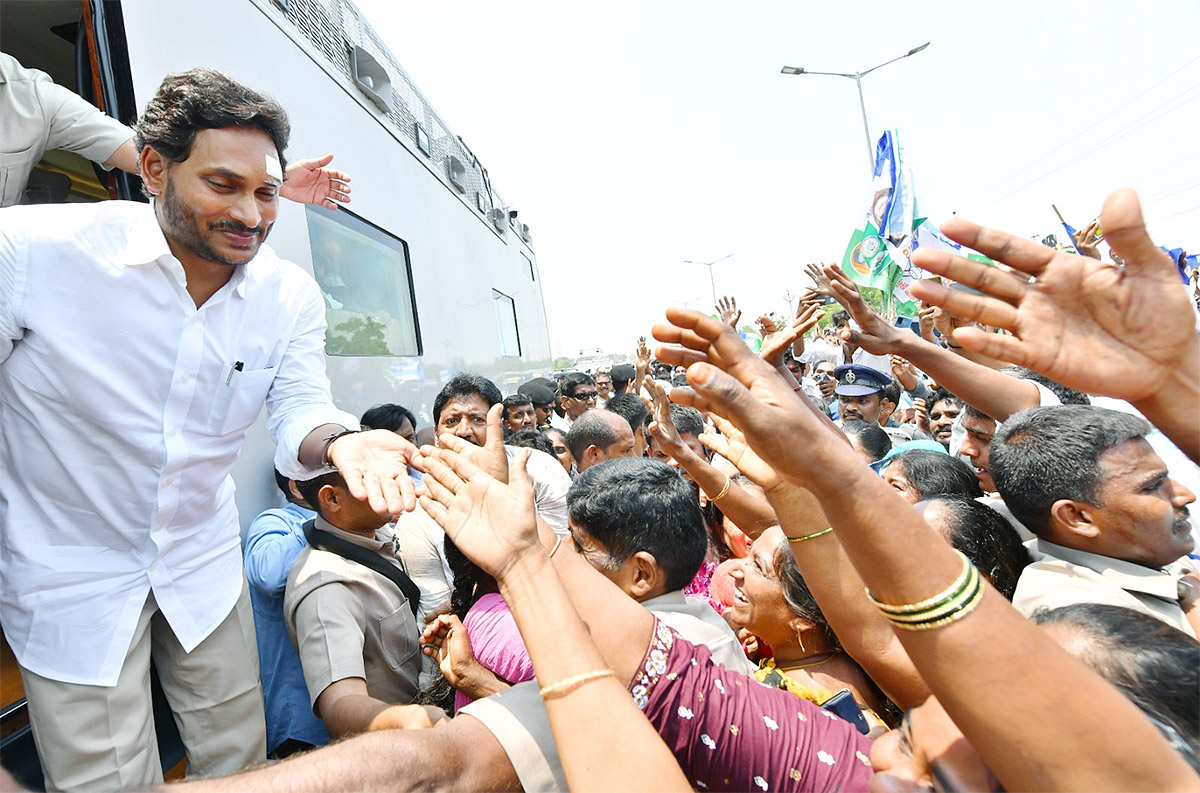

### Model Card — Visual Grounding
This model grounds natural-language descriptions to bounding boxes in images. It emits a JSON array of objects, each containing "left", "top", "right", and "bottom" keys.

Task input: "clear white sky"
[{"left": 354, "top": 0, "right": 1200, "bottom": 360}]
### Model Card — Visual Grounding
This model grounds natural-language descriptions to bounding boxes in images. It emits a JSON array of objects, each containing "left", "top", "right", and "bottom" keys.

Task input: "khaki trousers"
[{"left": 19, "top": 580, "right": 267, "bottom": 793}]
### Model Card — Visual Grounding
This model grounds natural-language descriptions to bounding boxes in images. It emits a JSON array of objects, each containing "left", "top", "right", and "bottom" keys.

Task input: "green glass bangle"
[{"left": 868, "top": 551, "right": 972, "bottom": 615}]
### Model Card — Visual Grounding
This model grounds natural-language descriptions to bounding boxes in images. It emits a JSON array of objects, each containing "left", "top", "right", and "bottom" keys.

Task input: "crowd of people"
[{"left": 1, "top": 59, "right": 1198, "bottom": 793}]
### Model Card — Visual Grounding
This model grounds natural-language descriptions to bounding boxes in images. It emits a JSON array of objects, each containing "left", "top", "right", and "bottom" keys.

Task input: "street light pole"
[
  {"left": 781, "top": 42, "right": 930, "bottom": 172},
  {"left": 683, "top": 253, "right": 734, "bottom": 305}
]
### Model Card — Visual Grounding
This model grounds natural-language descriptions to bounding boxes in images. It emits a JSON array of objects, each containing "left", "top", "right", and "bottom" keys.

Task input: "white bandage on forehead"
[{"left": 265, "top": 154, "right": 283, "bottom": 182}]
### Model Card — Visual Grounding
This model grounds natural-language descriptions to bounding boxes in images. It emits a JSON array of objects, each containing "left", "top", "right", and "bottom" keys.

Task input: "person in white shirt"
[{"left": 0, "top": 68, "right": 419, "bottom": 792}]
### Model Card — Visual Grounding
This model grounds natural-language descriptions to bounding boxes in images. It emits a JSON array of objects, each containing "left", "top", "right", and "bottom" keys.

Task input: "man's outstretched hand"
[
  {"left": 282, "top": 154, "right": 352, "bottom": 209},
  {"left": 326, "top": 429, "right": 418, "bottom": 515},
  {"left": 909, "top": 188, "right": 1197, "bottom": 405}
]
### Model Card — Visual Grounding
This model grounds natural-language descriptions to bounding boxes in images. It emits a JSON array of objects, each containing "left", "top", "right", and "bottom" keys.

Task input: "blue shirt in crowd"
[{"left": 243, "top": 501, "right": 330, "bottom": 752}]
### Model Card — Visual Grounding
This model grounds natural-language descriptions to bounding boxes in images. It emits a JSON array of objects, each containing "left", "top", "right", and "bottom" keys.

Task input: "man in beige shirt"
[
  {"left": 991, "top": 405, "right": 1198, "bottom": 638},
  {"left": 284, "top": 471, "right": 435, "bottom": 739}
]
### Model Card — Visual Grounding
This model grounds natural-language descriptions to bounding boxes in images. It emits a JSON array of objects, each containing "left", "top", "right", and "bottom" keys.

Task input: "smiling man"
[
  {"left": 0, "top": 69, "right": 417, "bottom": 792},
  {"left": 992, "top": 406, "right": 1199, "bottom": 638}
]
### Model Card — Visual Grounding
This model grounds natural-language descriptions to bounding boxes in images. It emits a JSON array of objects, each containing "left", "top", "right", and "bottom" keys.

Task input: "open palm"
[{"left": 910, "top": 188, "right": 1195, "bottom": 403}]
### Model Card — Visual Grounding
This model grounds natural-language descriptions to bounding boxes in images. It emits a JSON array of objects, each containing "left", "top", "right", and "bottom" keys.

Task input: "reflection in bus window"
[
  {"left": 493, "top": 289, "right": 521, "bottom": 357},
  {"left": 305, "top": 206, "right": 421, "bottom": 357}
]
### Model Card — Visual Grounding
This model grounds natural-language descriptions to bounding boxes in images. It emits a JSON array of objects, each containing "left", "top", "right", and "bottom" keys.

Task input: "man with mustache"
[
  {"left": 0, "top": 69, "right": 416, "bottom": 791},
  {"left": 833, "top": 363, "right": 926, "bottom": 444},
  {"left": 992, "top": 406, "right": 1200, "bottom": 639}
]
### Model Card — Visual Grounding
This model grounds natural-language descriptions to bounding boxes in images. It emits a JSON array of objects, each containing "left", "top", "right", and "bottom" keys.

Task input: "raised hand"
[
  {"left": 699, "top": 413, "right": 786, "bottom": 493},
  {"left": 326, "top": 429, "right": 418, "bottom": 515},
  {"left": 716, "top": 295, "right": 742, "bottom": 328},
  {"left": 652, "top": 309, "right": 825, "bottom": 481},
  {"left": 417, "top": 444, "right": 541, "bottom": 582},
  {"left": 1071, "top": 218, "right": 1104, "bottom": 261},
  {"left": 890, "top": 354, "right": 918, "bottom": 392},
  {"left": 823, "top": 264, "right": 903, "bottom": 354},
  {"left": 433, "top": 404, "right": 509, "bottom": 484},
  {"left": 912, "top": 397, "right": 930, "bottom": 436},
  {"left": 760, "top": 304, "right": 824, "bottom": 366},
  {"left": 643, "top": 375, "right": 688, "bottom": 459},
  {"left": 917, "top": 303, "right": 938, "bottom": 344},
  {"left": 634, "top": 335, "right": 652, "bottom": 386},
  {"left": 804, "top": 262, "right": 838, "bottom": 299},
  {"left": 281, "top": 154, "right": 352, "bottom": 209},
  {"left": 909, "top": 188, "right": 1196, "bottom": 405}
]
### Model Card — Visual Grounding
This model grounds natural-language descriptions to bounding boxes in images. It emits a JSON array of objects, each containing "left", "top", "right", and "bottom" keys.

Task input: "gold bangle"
[
  {"left": 788, "top": 527, "right": 833, "bottom": 544},
  {"left": 709, "top": 476, "right": 732, "bottom": 502},
  {"left": 538, "top": 669, "right": 616, "bottom": 699},
  {"left": 867, "top": 551, "right": 972, "bottom": 615},
  {"left": 884, "top": 565, "right": 981, "bottom": 623},
  {"left": 887, "top": 582, "right": 985, "bottom": 631},
  {"left": 548, "top": 535, "right": 563, "bottom": 559}
]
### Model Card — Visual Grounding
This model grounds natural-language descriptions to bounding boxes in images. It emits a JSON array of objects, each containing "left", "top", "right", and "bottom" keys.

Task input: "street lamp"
[
  {"left": 781, "top": 42, "right": 929, "bottom": 171},
  {"left": 683, "top": 253, "right": 734, "bottom": 305}
]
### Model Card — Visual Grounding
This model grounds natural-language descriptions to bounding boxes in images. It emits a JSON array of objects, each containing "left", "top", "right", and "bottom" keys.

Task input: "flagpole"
[{"left": 854, "top": 74, "right": 873, "bottom": 172}]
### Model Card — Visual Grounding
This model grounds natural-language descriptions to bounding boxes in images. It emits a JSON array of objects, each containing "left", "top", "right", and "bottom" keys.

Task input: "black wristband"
[{"left": 321, "top": 428, "right": 358, "bottom": 468}]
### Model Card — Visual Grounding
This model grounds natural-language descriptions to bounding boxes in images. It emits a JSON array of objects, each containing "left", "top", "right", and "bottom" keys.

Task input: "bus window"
[
  {"left": 493, "top": 289, "right": 521, "bottom": 357},
  {"left": 305, "top": 206, "right": 421, "bottom": 357}
]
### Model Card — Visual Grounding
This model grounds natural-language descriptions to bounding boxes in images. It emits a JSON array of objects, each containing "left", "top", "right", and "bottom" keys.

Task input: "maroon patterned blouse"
[{"left": 629, "top": 619, "right": 875, "bottom": 792}]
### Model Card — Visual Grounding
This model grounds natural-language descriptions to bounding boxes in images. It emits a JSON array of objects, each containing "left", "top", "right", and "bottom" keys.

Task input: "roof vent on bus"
[
  {"left": 489, "top": 207, "right": 508, "bottom": 233},
  {"left": 349, "top": 45, "right": 393, "bottom": 113},
  {"left": 446, "top": 156, "right": 467, "bottom": 192}
]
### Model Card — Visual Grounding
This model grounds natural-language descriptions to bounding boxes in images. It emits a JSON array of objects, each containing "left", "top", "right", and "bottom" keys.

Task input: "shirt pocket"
[
  {"left": 0, "top": 146, "right": 38, "bottom": 207},
  {"left": 377, "top": 604, "right": 419, "bottom": 671},
  {"left": 208, "top": 364, "right": 277, "bottom": 435}
]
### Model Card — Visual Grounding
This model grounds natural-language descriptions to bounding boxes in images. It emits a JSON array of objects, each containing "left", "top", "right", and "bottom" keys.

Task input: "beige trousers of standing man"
[{"left": 18, "top": 580, "right": 267, "bottom": 793}]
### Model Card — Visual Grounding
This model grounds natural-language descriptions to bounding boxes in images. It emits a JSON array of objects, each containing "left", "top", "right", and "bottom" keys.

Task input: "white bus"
[{"left": 1, "top": 0, "right": 552, "bottom": 782}]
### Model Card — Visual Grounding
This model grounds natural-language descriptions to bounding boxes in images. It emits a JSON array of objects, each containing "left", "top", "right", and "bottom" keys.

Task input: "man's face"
[
  {"left": 154, "top": 127, "right": 280, "bottom": 268},
  {"left": 436, "top": 394, "right": 490, "bottom": 447},
  {"left": 928, "top": 399, "right": 961, "bottom": 448},
  {"left": 838, "top": 393, "right": 883, "bottom": 425},
  {"left": 533, "top": 403, "right": 554, "bottom": 427},
  {"left": 959, "top": 413, "right": 997, "bottom": 492},
  {"left": 503, "top": 403, "right": 536, "bottom": 433},
  {"left": 562, "top": 383, "right": 598, "bottom": 420},
  {"left": 784, "top": 359, "right": 804, "bottom": 381},
  {"left": 1085, "top": 439, "right": 1195, "bottom": 568},
  {"left": 595, "top": 374, "right": 613, "bottom": 399},
  {"left": 579, "top": 417, "right": 637, "bottom": 472},
  {"left": 814, "top": 362, "right": 837, "bottom": 399}
]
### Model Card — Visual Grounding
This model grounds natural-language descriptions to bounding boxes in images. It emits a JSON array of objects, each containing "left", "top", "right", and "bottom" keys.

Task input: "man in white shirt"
[
  {"left": 0, "top": 68, "right": 418, "bottom": 792},
  {"left": 992, "top": 406, "right": 1199, "bottom": 639}
]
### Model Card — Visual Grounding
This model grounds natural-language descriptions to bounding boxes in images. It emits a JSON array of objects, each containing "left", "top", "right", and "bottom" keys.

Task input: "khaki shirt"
[
  {"left": 459, "top": 591, "right": 755, "bottom": 792},
  {"left": 284, "top": 517, "right": 421, "bottom": 712},
  {"left": 1013, "top": 538, "right": 1196, "bottom": 639},
  {"left": 0, "top": 51, "right": 131, "bottom": 207}
]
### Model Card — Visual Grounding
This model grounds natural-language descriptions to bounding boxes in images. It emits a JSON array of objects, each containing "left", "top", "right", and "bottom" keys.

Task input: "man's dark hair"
[
  {"left": 604, "top": 393, "right": 647, "bottom": 435},
  {"left": 566, "top": 410, "right": 620, "bottom": 462},
  {"left": 886, "top": 450, "right": 983, "bottom": 501},
  {"left": 841, "top": 420, "right": 892, "bottom": 462},
  {"left": 610, "top": 364, "right": 636, "bottom": 393},
  {"left": 560, "top": 372, "right": 595, "bottom": 399},
  {"left": 432, "top": 373, "right": 503, "bottom": 424},
  {"left": 669, "top": 404, "right": 706, "bottom": 437},
  {"left": 360, "top": 403, "right": 417, "bottom": 433},
  {"left": 1031, "top": 604, "right": 1199, "bottom": 768},
  {"left": 295, "top": 471, "right": 346, "bottom": 520},
  {"left": 568, "top": 458, "right": 706, "bottom": 591},
  {"left": 830, "top": 311, "right": 850, "bottom": 328},
  {"left": 923, "top": 495, "right": 1030, "bottom": 600},
  {"left": 135, "top": 69, "right": 290, "bottom": 198},
  {"left": 502, "top": 393, "right": 533, "bottom": 412},
  {"left": 273, "top": 468, "right": 292, "bottom": 499},
  {"left": 880, "top": 377, "right": 902, "bottom": 407},
  {"left": 929, "top": 387, "right": 962, "bottom": 410},
  {"left": 506, "top": 428, "right": 555, "bottom": 457},
  {"left": 1003, "top": 366, "right": 1090, "bottom": 406},
  {"left": 991, "top": 406, "right": 1150, "bottom": 536}
]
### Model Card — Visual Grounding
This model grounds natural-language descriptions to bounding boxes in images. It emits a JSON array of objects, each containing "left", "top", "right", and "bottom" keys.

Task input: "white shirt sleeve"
[
  {"left": 0, "top": 215, "right": 28, "bottom": 362},
  {"left": 267, "top": 276, "right": 359, "bottom": 480}
]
